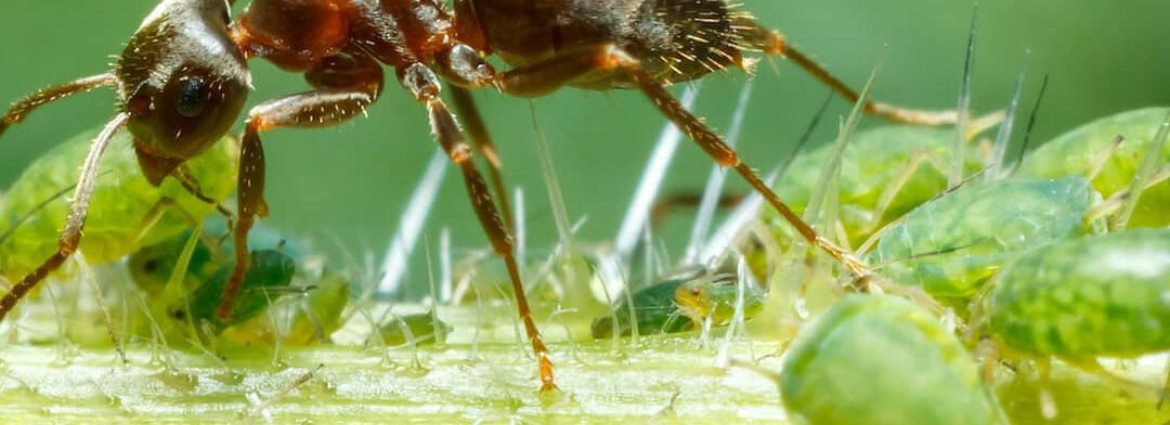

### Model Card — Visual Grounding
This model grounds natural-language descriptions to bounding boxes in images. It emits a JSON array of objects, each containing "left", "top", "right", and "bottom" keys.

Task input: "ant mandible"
[{"left": 0, "top": 0, "right": 956, "bottom": 391}]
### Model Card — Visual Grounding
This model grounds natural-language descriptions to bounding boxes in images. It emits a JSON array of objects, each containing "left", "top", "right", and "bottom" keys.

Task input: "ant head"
[{"left": 116, "top": 0, "right": 250, "bottom": 172}]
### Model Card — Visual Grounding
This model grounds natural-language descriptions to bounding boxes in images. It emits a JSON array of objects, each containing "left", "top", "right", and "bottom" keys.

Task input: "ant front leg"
[
  {"left": 494, "top": 45, "right": 872, "bottom": 279},
  {"left": 0, "top": 74, "right": 117, "bottom": 138},
  {"left": 402, "top": 63, "right": 556, "bottom": 391},
  {"left": 733, "top": 19, "right": 958, "bottom": 126},
  {"left": 0, "top": 113, "right": 130, "bottom": 321},
  {"left": 216, "top": 51, "right": 384, "bottom": 321},
  {"left": 449, "top": 86, "right": 514, "bottom": 231}
]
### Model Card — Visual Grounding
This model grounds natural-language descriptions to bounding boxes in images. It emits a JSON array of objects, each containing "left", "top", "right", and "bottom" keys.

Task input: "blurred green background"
[{"left": 0, "top": 1, "right": 1167, "bottom": 293}]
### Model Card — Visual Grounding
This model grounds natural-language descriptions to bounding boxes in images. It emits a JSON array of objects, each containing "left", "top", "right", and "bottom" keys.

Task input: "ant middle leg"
[
  {"left": 0, "top": 73, "right": 118, "bottom": 138},
  {"left": 216, "top": 51, "right": 384, "bottom": 321},
  {"left": 732, "top": 18, "right": 958, "bottom": 126},
  {"left": 0, "top": 112, "right": 131, "bottom": 321},
  {"left": 402, "top": 63, "right": 556, "bottom": 391},
  {"left": 449, "top": 86, "right": 514, "bottom": 230},
  {"left": 494, "top": 45, "right": 872, "bottom": 279}
]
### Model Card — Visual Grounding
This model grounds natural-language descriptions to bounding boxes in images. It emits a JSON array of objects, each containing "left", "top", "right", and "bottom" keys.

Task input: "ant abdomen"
[
  {"left": 118, "top": 0, "right": 250, "bottom": 168},
  {"left": 629, "top": 0, "right": 747, "bottom": 83}
]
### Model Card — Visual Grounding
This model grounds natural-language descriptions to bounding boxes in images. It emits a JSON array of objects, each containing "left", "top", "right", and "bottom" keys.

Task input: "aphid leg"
[
  {"left": 495, "top": 45, "right": 871, "bottom": 280},
  {"left": 403, "top": 62, "right": 557, "bottom": 391},
  {"left": 1034, "top": 358, "right": 1058, "bottom": 420},
  {"left": 217, "top": 51, "right": 385, "bottom": 321},
  {"left": 0, "top": 112, "right": 130, "bottom": 321},
  {"left": 449, "top": 86, "right": 514, "bottom": 231},
  {"left": 0, "top": 73, "right": 117, "bottom": 138},
  {"left": 732, "top": 19, "right": 957, "bottom": 126},
  {"left": 863, "top": 149, "right": 941, "bottom": 234}
]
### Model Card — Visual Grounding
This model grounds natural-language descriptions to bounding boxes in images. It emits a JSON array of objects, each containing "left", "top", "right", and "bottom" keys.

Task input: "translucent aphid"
[
  {"left": 376, "top": 312, "right": 452, "bottom": 346},
  {"left": 590, "top": 273, "right": 765, "bottom": 338},
  {"left": 0, "top": 127, "right": 236, "bottom": 281},
  {"left": 1016, "top": 108, "right": 1170, "bottom": 228},
  {"left": 868, "top": 176, "right": 1094, "bottom": 304},
  {"left": 777, "top": 295, "right": 998, "bottom": 425},
  {"left": 762, "top": 126, "right": 986, "bottom": 248}
]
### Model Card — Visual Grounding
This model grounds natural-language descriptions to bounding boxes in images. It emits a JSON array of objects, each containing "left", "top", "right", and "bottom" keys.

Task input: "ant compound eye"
[{"left": 176, "top": 76, "right": 208, "bottom": 118}]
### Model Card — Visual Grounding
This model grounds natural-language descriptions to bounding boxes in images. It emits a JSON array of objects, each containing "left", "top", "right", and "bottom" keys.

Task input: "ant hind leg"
[
  {"left": 492, "top": 44, "right": 871, "bottom": 279},
  {"left": 403, "top": 62, "right": 557, "bottom": 391},
  {"left": 0, "top": 73, "right": 117, "bottom": 138},
  {"left": 732, "top": 18, "right": 958, "bottom": 126}
]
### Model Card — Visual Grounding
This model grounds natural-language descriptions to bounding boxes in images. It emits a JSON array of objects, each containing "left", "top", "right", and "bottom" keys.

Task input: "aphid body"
[
  {"left": 0, "top": 127, "right": 236, "bottom": 281},
  {"left": 779, "top": 295, "right": 996, "bottom": 425},
  {"left": 984, "top": 229, "right": 1170, "bottom": 359},
  {"left": 869, "top": 176, "right": 1094, "bottom": 304}
]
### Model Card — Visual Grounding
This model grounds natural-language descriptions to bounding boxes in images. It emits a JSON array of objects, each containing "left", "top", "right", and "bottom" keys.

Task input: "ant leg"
[
  {"left": 217, "top": 51, "right": 385, "bottom": 321},
  {"left": 402, "top": 63, "right": 556, "bottom": 391},
  {"left": 449, "top": 86, "right": 514, "bottom": 231},
  {"left": 495, "top": 45, "right": 871, "bottom": 279},
  {"left": 0, "top": 73, "right": 117, "bottom": 138},
  {"left": 0, "top": 112, "right": 130, "bottom": 321},
  {"left": 733, "top": 20, "right": 957, "bottom": 125}
]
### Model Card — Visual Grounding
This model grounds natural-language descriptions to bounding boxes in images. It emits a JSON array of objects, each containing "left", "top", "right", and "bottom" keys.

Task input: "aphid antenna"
[
  {"left": 74, "top": 254, "right": 127, "bottom": 364},
  {"left": 1110, "top": 111, "right": 1170, "bottom": 230},
  {"left": 439, "top": 227, "right": 453, "bottom": 304},
  {"left": 245, "top": 363, "right": 325, "bottom": 421},
  {"left": 686, "top": 80, "right": 754, "bottom": 263},
  {"left": 164, "top": 227, "right": 213, "bottom": 354},
  {"left": 1084, "top": 135, "right": 1125, "bottom": 181},
  {"left": 423, "top": 235, "right": 446, "bottom": 348},
  {"left": 985, "top": 51, "right": 1030, "bottom": 181},
  {"left": 1006, "top": 74, "right": 1051, "bottom": 178},
  {"left": 804, "top": 62, "right": 880, "bottom": 237},
  {"left": 950, "top": 4, "right": 980, "bottom": 188},
  {"left": 714, "top": 255, "right": 753, "bottom": 369},
  {"left": 377, "top": 148, "right": 449, "bottom": 294},
  {"left": 698, "top": 91, "right": 833, "bottom": 265},
  {"left": 0, "top": 174, "right": 106, "bottom": 244},
  {"left": 529, "top": 103, "right": 574, "bottom": 253},
  {"left": 1087, "top": 164, "right": 1170, "bottom": 225}
]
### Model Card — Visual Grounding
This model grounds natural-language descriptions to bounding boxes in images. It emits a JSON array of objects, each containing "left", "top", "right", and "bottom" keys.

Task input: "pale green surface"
[{"left": 780, "top": 295, "right": 994, "bottom": 425}]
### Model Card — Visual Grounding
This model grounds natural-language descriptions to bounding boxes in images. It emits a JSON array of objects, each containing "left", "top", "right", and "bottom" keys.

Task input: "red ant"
[{"left": 0, "top": 0, "right": 956, "bottom": 391}]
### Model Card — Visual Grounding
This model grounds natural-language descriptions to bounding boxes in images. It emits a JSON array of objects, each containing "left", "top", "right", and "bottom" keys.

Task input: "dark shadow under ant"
[{"left": 0, "top": 0, "right": 961, "bottom": 391}]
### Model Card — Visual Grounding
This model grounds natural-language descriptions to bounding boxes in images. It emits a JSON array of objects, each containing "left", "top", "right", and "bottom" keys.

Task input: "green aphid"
[
  {"left": 286, "top": 274, "right": 351, "bottom": 346},
  {"left": 591, "top": 274, "right": 765, "bottom": 338},
  {"left": 779, "top": 295, "right": 997, "bottom": 425},
  {"left": 1017, "top": 107, "right": 1170, "bottom": 228},
  {"left": 869, "top": 176, "right": 1093, "bottom": 302},
  {"left": 984, "top": 228, "right": 1170, "bottom": 359},
  {"left": 0, "top": 126, "right": 236, "bottom": 280},
  {"left": 176, "top": 249, "right": 296, "bottom": 333},
  {"left": 377, "top": 312, "right": 451, "bottom": 346},
  {"left": 764, "top": 127, "right": 984, "bottom": 247}
]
